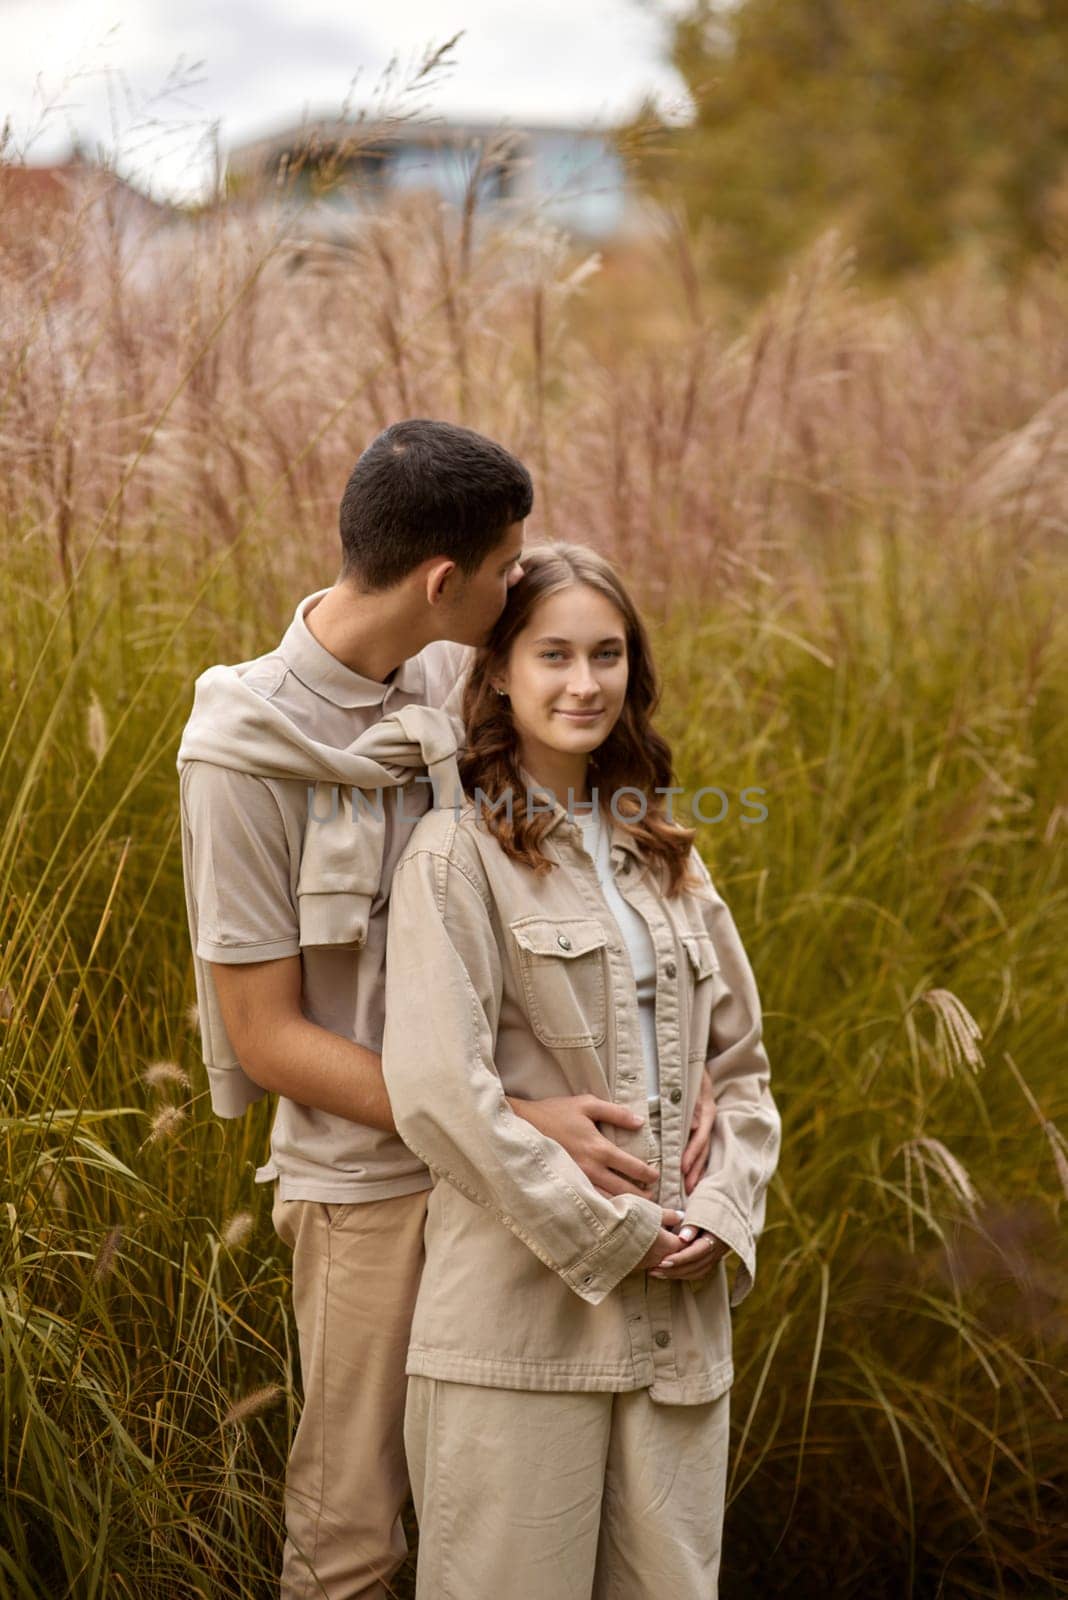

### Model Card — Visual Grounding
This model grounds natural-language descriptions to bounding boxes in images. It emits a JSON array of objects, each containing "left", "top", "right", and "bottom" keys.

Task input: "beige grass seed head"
[
  {"left": 142, "top": 1059, "right": 191, "bottom": 1091},
  {"left": 86, "top": 692, "right": 109, "bottom": 764},
  {"left": 39, "top": 1157, "right": 69, "bottom": 1214},
  {"left": 907, "top": 1135, "right": 981, "bottom": 1219},
  {"left": 93, "top": 1224, "right": 123, "bottom": 1279},
  {"left": 145, "top": 1104, "right": 187, "bottom": 1145},
  {"left": 221, "top": 1211, "right": 254, "bottom": 1250},
  {"left": 221, "top": 1383, "right": 283, "bottom": 1428},
  {"left": 922, "top": 988, "right": 984, "bottom": 1075}
]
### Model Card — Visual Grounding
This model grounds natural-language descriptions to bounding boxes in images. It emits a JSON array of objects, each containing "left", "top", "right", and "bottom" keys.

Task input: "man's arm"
[
  {"left": 211, "top": 956, "right": 671, "bottom": 1179},
  {"left": 208, "top": 956, "right": 395, "bottom": 1130},
  {"left": 508, "top": 1096, "right": 661, "bottom": 1197},
  {"left": 182, "top": 759, "right": 394, "bottom": 1128}
]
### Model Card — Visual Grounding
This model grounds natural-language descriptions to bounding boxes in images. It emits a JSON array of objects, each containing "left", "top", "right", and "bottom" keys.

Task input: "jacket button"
[
  {"left": 664, "top": 960, "right": 677, "bottom": 978},
  {"left": 557, "top": 933, "right": 572, "bottom": 950},
  {"left": 654, "top": 1330, "right": 671, "bottom": 1348},
  {"left": 669, "top": 1087, "right": 682, "bottom": 1104}
]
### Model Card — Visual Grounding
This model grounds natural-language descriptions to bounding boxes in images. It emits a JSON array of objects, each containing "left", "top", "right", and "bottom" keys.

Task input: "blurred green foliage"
[{"left": 632, "top": 0, "right": 1068, "bottom": 296}]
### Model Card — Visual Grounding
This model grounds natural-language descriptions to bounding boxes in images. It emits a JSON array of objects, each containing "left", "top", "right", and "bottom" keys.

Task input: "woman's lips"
[{"left": 555, "top": 708, "right": 604, "bottom": 721}]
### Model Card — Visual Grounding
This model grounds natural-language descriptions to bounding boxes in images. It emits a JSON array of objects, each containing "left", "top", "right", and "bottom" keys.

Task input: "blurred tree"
[{"left": 630, "top": 0, "right": 1068, "bottom": 295}]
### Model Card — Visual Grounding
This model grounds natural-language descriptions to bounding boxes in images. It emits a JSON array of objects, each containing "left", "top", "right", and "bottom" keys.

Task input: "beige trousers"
[
  {"left": 404, "top": 1375, "right": 730, "bottom": 1600},
  {"left": 272, "top": 1188, "right": 428, "bottom": 1600}
]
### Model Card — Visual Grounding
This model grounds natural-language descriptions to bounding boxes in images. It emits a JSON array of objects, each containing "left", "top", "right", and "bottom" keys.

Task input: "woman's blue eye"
[{"left": 538, "top": 649, "right": 622, "bottom": 662}]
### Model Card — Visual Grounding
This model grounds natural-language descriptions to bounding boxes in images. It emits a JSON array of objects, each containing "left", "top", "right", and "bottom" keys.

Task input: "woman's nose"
[{"left": 567, "top": 663, "right": 598, "bottom": 696}]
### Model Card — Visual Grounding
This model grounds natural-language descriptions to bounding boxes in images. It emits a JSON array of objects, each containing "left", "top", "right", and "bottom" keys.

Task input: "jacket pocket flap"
[
  {"left": 510, "top": 917, "right": 609, "bottom": 960},
  {"left": 680, "top": 931, "right": 720, "bottom": 979}
]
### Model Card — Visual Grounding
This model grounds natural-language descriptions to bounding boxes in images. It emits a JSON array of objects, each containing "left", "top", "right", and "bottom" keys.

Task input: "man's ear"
[{"left": 424, "top": 557, "right": 459, "bottom": 607}]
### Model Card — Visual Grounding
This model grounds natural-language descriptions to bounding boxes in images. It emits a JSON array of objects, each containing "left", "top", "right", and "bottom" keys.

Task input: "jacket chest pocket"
[
  {"left": 509, "top": 917, "right": 609, "bottom": 1049},
  {"left": 680, "top": 931, "right": 726, "bottom": 1060}
]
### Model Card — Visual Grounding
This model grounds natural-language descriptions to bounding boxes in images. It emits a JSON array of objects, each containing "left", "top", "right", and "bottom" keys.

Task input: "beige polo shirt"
[{"left": 179, "top": 588, "right": 473, "bottom": 1202}]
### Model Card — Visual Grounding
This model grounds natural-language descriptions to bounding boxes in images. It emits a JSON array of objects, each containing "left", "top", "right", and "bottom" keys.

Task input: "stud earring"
[{"left": 495, "top": 688, "right": 508, "bottom": 698}]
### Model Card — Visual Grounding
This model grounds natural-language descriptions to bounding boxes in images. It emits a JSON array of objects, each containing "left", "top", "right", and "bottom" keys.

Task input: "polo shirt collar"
[{"left": 279, "top": 588, "right": 427, "bottom": 709}]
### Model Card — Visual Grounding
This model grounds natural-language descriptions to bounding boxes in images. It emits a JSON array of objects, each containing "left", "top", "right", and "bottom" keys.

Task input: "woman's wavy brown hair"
[{"left": 458, "top": 541, "right": 699, "bottom": 895}]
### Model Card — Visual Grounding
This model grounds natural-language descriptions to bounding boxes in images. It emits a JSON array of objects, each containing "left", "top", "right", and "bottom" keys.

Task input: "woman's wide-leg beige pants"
[{"left": 405, "top": 1373, "right": 730, "bottom": 1600}]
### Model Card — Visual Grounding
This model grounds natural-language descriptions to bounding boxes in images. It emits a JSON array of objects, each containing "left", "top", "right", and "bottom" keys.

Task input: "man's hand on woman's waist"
[{"left": 506, "top": 1093, "right": 660, "bottom": 1198}]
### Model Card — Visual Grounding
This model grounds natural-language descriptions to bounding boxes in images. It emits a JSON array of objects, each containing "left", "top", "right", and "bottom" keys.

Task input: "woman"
[{"left": 382, "top": 542, "right": 781, "bottom": 1599}]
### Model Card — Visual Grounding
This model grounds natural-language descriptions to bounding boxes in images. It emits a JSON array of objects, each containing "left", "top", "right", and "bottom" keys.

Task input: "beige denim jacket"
[{"left": 382, "top": 787, "right": 781, "bottom": 1405}]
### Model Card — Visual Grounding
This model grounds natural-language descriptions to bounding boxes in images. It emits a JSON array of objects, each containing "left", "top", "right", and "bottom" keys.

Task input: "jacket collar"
[
  {"left": 279, "top": 589, "right": 427, "bottom": 710},
  {"left": 519, "top": 771, "right": 645, "bottom": 862}
]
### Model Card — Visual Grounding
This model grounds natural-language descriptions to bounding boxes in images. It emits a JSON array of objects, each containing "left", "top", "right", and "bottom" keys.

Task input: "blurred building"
[
  {"left": 224, "top": 116, "right": 637, "bottom": 241},
  {"left": 0, "top": 153, "right": 172, "bottom": 283}
]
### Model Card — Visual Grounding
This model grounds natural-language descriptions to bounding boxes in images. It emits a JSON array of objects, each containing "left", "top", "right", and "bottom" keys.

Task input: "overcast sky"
[{"left": 3, "top": 0, "right": 691, "bottom": 200}]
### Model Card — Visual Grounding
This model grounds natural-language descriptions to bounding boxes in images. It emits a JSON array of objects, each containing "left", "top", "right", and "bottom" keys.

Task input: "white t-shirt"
[{"left": 574, "top": 804, "right": 659, "bottom": 1102}]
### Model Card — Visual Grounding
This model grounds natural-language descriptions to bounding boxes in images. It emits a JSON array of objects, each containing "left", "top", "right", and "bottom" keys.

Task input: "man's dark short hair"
[{"left": 339, "top": 419, "right": 534, "bottom": 590}]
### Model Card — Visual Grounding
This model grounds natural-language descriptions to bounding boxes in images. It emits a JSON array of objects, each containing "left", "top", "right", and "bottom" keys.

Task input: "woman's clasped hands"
[{"left": 650, "top": 1224, "right": 730, "bottom": 1283}]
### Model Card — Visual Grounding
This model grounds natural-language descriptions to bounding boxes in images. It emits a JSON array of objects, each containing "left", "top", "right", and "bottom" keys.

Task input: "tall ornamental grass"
[{"left": 0, "top": 151, "right": 1065, "bottom": 1596}]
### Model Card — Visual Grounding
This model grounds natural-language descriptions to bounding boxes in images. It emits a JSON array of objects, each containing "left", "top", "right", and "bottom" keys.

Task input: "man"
[{"left": 178, "top": 418, "right": 716, "bottom": 1599}]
